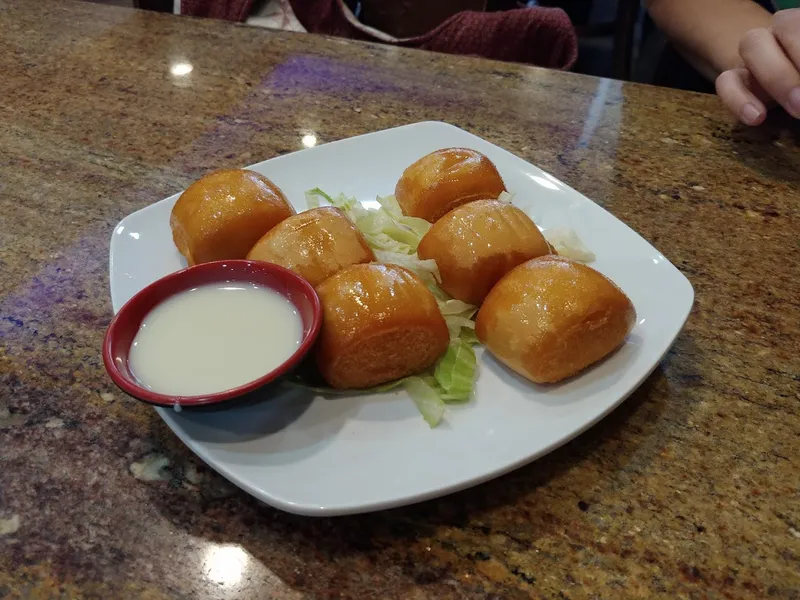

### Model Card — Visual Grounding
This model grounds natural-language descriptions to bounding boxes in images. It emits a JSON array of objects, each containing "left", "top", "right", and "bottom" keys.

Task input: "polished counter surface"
[{"left": 0, "top": 1, "right": 798, "bottom": 598}]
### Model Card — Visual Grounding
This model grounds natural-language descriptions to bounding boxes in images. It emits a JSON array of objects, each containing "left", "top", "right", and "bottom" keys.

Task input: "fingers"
[
  {"left": 716, "top": 68, "right": 768, "bottom": 126},
  {"left": 739, "top": 26, "right": 800, "bottom": 118},
  {"left": 772, "top": 9, "right": 800, "bottom": 70},
  {"left": 718, "top": 11, "right": 800, "bottom": 125}
]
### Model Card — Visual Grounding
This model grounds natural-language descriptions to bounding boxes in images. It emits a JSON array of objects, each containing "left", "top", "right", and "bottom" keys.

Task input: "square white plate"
[{"left": 109, "top": 121, "right": 693, "bottom": 516}]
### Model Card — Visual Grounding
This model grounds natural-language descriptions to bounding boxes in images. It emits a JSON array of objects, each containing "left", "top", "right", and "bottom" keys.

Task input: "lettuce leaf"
[
  {"left": 306, "top": 189, "right": 431, "bottom": 253},
  {"left": 403, "top": 377, "right": 446, "bottom": 427},
  {"left": 542, "top": 226, "right": 596, "bottom": 262},
  {"left": 459, "top": 327, "right": 480, "bottom": 346},
  {"left": 438, "top": 299, "right": 477, "bottom": 317},
  {"left": 497, "top": 191, "right": 515, "bottom": 203},
  {"left": 372, "top": 250, "right": 441, "bottom": 285},
  {"left": 433, "top": 339, "right": 477, "bottom": 403}
]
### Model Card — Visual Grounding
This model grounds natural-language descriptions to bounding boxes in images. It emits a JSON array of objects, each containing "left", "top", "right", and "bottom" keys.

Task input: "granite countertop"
[{"left": 1, "top": 1, "right": 798, "bottom": 598}]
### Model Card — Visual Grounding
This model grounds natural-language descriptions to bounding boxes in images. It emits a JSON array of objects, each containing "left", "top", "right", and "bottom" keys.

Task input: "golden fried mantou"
[
  {"left": 417, "top": 199, "right": 551, "bottom": 304},
  {"left": 316, "top": 264, "right": 449, "bottom": 389},
  {"left": 247, "top": 207, "right": 375, "bottom": 288},
  {"left": 394, "top": 148, "right": 506, "bottom": 222},
  {"left": 170, "top": 169, "right": 295, "bottom": 266},
  {"left": 476, "top": 256, "right": 636, "bottom": 384}
]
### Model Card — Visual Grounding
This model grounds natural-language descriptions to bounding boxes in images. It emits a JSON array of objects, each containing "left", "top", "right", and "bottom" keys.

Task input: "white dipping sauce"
[{"left": 129, "top": 283, "right": 303, "bottom": 396}]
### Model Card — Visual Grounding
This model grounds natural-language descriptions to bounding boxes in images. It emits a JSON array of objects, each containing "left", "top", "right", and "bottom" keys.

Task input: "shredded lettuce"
[
  {"left": 438, "top": 299, "right": 476, "bottom": 317},
  {"left": 375, "top": 194, "right": 402, "bottom": 214},
  {"left": 459, "top": 327, "right": 480, "bottom": 346},
  {"left": 372, "top": 250, "right": 441, "bottom": 287},
  {"left": 403, "top": 377, "right": 446, "bottom": 427},
  {"left": 433, "top": 339, "right": 477, "bottom": 403},
  {"left": 442, "top": 316, "right": 473, "bottom": 341},
  {"left": 306, "top": 188, "right": 430, "bottom": 254},
  {"left": 497, "top": 191, "right": 515, "bottom": 203},
  {"left": 542, "top": 226, "right": 596, "bottom": 262}
]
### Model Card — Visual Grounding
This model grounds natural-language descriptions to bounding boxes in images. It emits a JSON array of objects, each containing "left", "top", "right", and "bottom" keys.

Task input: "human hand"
[{"left": 716, "top": 9, "right": 800, "bottom": 125}]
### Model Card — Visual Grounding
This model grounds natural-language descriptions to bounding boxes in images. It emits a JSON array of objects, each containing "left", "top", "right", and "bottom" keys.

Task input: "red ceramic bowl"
[{"left": 103, "top": 260, "right": 322, "bottom": 408}]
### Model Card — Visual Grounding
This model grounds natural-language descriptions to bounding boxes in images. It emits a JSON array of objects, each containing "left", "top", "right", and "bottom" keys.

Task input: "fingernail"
[
  {"left": 741, "top": 103, "right": 762, "bottom": 125},
  {"left": 789, "top": 87, "right": 800, "bottom": 116}
]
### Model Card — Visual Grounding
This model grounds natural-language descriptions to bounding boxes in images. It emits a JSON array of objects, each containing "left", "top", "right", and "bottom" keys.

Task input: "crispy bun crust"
[
  {"left": 395, "top": 148, "right": 506, "bottom": 222},
  {"left": 170, "top": 169, "right": 295, "bottom": 265},
  {"left": 417, "top": 199, "right": 551, "bottom": 304},
  {"left": 315, "top": 263, "right": 449, "bottom": 389},
  {"left": 476, "top": 256, "right": 636, "bottom": 383},
  {"left": 247, "top": 206, "right": 375, "bottom": 287}
]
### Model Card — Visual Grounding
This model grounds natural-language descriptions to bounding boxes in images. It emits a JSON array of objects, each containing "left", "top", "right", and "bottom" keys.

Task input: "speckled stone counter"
[{"left": 1, "top": 1, "right": 798, "bottom": 598}]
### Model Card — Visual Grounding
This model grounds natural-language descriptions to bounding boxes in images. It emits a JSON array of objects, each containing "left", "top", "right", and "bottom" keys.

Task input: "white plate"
[{"left": 109, "top": 121, "right": 693, "bottom": 516}]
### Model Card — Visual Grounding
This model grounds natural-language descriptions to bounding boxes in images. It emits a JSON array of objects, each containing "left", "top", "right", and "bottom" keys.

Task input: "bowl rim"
[{"left": 102, "top": 259, "right": 322, "bottom": 408}]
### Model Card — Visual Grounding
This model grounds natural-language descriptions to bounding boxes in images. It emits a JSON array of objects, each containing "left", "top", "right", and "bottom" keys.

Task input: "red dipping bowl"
[{"left": 103, "top": 260, "right": 322, "bottom": 408}]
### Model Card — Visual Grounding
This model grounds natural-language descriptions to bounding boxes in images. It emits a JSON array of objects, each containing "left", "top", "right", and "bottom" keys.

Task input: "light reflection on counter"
[
  {"left": 301, "top": 134, "right": 317, "bottom": 148},
  {"left": 170, "top": 62, "right": 193, "bottom": 77},
  {"left": 203, "top": 544, "right": 249, "bottom": 587}
]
